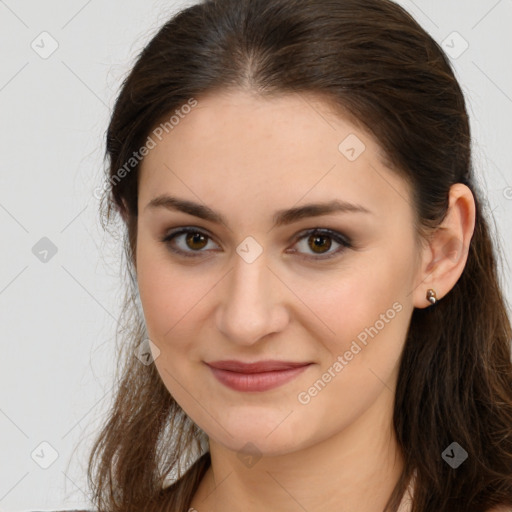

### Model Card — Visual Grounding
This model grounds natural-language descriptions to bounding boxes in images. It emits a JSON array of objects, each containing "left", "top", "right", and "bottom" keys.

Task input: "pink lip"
[{"left": 205, "top": 360, "right": 312, "bottom": 392}]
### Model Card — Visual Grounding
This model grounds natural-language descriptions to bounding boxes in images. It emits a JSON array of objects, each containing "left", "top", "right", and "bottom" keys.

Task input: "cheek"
[
  {"left": 299, "top": 243, "right": 415, "bottom": 362},
  {"left": 136, "top": 251, "right": 207, "bottom": 400},
  {"left": 136, "top": 242, "right": 221, "bottom": 361},
  {"left": 136, "top": 243, "right": 192, "bottom": 342}
]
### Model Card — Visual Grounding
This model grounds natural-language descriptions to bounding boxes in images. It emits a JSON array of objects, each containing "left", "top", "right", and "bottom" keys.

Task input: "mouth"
[{"left": 205, "top": 360, "right": 313, "bottom": 392}]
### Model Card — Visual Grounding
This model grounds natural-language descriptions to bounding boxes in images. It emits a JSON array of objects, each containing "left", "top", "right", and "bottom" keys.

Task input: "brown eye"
[
  {"left": 184, "top": 232, "right": 208, "bottom": 250},
  {"left": 161, "top": 226, "right": 352, "bottom": 261},
  {"left": 161, "top": 228, "right": 219, "bottom": 258},
  {"left": 308, "top": 233, "right": 332, "bottom": 254},
  {"left": 291, "top": 228, "right": 352, "bottom": 260}
]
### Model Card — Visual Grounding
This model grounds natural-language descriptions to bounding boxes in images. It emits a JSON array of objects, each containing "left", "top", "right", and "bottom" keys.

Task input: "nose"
[{"left": 215, "top": 252, "right": 289, "bottom": 346}]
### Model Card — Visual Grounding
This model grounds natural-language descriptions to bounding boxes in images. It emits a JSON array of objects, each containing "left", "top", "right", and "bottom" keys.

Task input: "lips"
[
  {"left": 205, "top": 360, "right": 313, "bottom": 392},
  {"left": 205, "top": 360, "right": 311, "bottom": 373}
]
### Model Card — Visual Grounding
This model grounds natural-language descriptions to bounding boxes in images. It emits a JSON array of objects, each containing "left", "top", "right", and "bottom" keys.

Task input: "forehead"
[{"left": 138, "top": 89, "right": 411, "bottom": 222}]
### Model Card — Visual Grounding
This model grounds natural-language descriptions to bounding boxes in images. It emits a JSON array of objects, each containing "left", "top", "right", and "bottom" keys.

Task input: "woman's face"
[{"left": 136, "top": 89, "right": 424, "bottom": 456}]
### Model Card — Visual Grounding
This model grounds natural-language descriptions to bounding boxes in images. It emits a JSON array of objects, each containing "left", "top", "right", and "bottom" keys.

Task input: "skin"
[{"left": 135, "top": 89, "right": 476, "bottom": 512}]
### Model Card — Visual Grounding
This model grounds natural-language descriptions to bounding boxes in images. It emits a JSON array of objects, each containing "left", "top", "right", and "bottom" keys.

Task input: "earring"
[{"left": 426, "top": 289, "right": 437, "bottom": 305}]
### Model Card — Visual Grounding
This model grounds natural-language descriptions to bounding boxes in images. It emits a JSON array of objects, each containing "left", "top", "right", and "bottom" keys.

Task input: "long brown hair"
[{"left": 87, "top": 0, "right": 512, "bottom": 510}]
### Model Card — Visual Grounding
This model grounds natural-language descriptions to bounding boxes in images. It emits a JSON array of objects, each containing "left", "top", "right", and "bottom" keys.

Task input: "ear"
[{"left": 413, "top": 183, "right": 476, "bottom": 309}]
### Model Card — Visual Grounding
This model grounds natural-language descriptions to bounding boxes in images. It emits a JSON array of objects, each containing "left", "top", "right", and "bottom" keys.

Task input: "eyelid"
[
  {"left": 161, "top": 226, "right": 221, "bottom": 258},
  {"left": 287, "top": 228, "right": 352, "bottom": 260},
  {"left": 161, "top": 226, "right": 352, "bottom": 260}
]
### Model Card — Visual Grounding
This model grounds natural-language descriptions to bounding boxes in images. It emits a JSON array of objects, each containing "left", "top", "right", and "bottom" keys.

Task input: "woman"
[{"left": 87, "top": 0, "right": 512, "bottom": 510}]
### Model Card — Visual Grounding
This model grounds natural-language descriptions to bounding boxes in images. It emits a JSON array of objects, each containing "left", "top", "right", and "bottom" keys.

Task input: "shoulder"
[{"left": 486, "top": 506, "right": 512, "bottom": 512}]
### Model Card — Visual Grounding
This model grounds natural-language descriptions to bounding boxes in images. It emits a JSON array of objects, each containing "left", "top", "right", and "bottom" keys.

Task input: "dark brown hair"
[{"left": 87, "top": 0, "right": 512, "bottom": 511}]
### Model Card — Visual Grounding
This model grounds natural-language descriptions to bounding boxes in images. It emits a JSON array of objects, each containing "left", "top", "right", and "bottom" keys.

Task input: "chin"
[
  {"left": 208, "top": 415, "right": 309, "bottom": 458},
  {"left": 220, "top": 432, "right": 301, "bottom": 459}
]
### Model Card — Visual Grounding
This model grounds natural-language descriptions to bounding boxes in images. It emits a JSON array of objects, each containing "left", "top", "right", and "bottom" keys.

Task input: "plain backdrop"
[{"left": 0, "top": 1, "right": 511, "bottom": 510}]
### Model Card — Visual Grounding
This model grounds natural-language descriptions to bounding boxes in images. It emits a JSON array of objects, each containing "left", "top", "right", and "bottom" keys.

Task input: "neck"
[{"left": 190, "top": 386, "right": 406, "bottom": 512}]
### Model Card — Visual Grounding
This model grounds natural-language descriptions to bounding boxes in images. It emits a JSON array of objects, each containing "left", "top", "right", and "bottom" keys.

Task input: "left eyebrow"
[{"left": 144, "top": 194, "right": 373, "bottom": 228}]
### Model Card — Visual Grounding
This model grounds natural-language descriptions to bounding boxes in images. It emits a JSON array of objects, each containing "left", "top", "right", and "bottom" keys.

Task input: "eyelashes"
[
  {"left": 161, "top": 226, "right": 352, "bottom": 261},
  {"left": 289, "top": 228, "right": 352, "bottom": 260},
  {"left": 161, "top": 228, "right": 218, "bottom": 258}
]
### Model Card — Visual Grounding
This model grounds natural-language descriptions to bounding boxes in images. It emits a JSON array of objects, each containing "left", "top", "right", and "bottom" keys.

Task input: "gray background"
[{"left": 0, "top": 1, "right": 511, "bottom": 510}]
